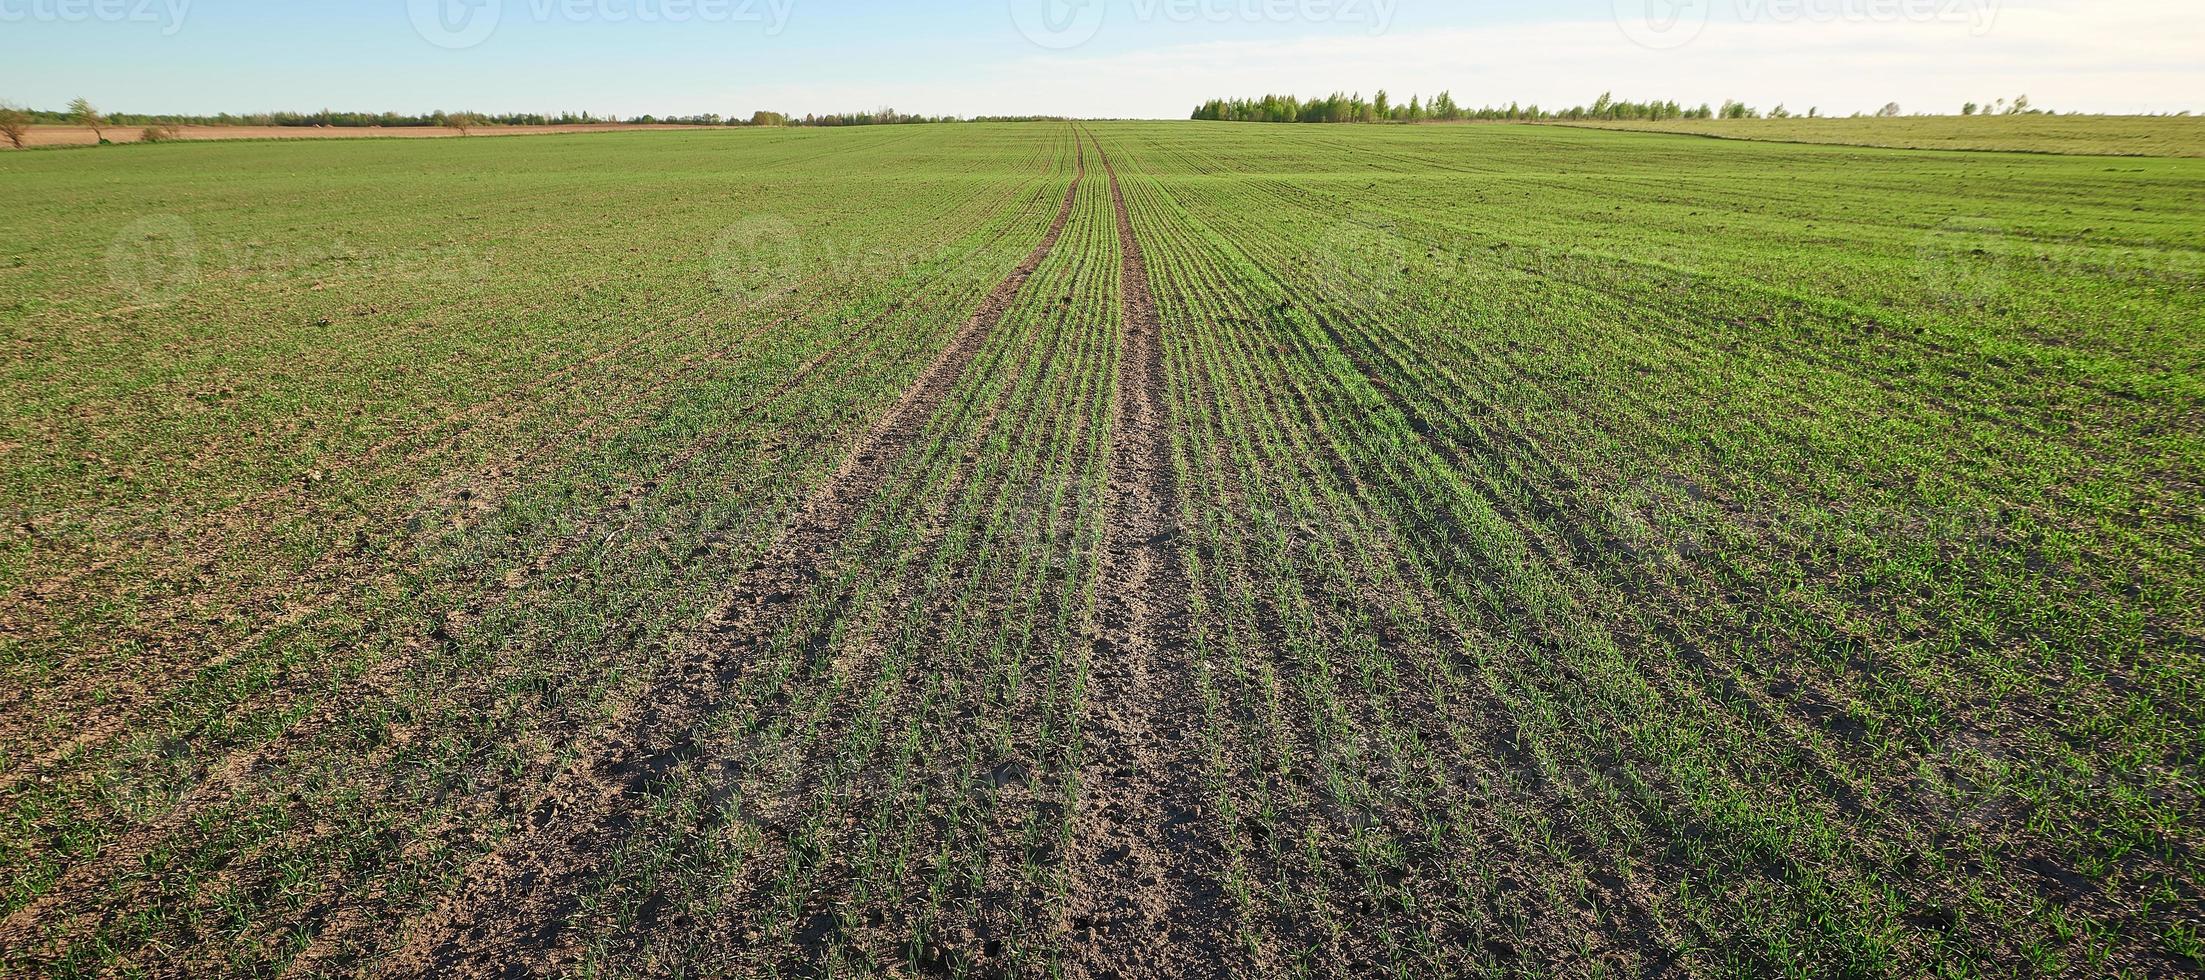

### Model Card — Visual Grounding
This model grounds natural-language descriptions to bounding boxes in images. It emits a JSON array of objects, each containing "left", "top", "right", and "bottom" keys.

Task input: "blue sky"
[{"left": 2, "top": 0, "right": 2199, "bottom": 118}]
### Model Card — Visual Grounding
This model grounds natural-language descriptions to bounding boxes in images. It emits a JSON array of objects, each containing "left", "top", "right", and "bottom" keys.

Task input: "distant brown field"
[{"left": 11, "top": 123, "right": 698, "bottom": 148}]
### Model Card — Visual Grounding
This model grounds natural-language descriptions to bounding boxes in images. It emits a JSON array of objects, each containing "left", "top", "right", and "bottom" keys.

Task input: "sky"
[{"left": 0, "top": 0, "right": 2199, "bottom": 119}]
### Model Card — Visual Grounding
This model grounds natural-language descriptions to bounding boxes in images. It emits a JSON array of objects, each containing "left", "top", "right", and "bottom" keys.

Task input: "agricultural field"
[
  {"left": 1559, "top": 113, "right": 2205, "bottom": 157},
  {"left": 1, "top": 120, "right": 2201, "bottom": 978}
]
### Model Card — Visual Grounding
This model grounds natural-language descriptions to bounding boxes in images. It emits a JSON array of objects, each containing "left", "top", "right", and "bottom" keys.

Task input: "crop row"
[
  {"left": 1091, "top": 122, "right": 2200, "bottom": 976},
  {"left": 0, "top": 126, "right": 1091, "bottom": 976}
]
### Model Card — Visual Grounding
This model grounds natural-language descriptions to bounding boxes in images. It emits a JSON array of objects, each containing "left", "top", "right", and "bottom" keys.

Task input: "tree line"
[
  {"left": 0, "top": 99, "right": 1068, "bottom": 147},
  {"left": 667, "top": 109, "right": 1063, "bottom": 127},
  {"left": 1190, "top": 91, "right": 2105, "bottom": 124},
  {"left": 1191, "top": 91, "right": 1727, "bottom": 124}
]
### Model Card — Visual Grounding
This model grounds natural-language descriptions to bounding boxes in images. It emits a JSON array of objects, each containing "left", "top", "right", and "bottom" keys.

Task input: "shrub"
[
  {"left": 0, "top": 105, "right": 29, "bottom": 149},
  {"left": 69, "top": 97, "right": 105, "bottom": 142}
]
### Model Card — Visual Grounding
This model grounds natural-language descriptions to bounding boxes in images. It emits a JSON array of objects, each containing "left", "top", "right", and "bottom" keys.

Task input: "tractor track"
[
  {"left": 0, "top": 294, "right": 887, "bottom": 966},
  {"left": 0, "top": 136, "right": 1074, "bottom": 977},
  {"left": 1059, "top": 133, "right": 1228, "bottom": 979},
  {"left": 0, "top": 162, "right": 1060, "bottom": 757},
  {"left": 380, "top": 137, "right": 1091, "bottom": 980}
]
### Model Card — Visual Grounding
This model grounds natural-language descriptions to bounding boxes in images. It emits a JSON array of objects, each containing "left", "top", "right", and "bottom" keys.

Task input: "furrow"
[
  {"left": 381, "top": 132, "right": 1092, "bottom": 980},
  {"left": 1059, "top": 132, "right": 1228, "bottom": 980}
]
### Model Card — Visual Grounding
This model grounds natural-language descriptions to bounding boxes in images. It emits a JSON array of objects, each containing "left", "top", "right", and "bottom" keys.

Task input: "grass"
[{"left": 1, "top": 120, "right": 2200, "bottom": 978}]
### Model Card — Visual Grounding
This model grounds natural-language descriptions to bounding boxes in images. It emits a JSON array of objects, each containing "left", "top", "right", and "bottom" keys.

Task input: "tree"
[
  {"left": 2006, "top": 94, "right": 2031, "bottom": 115},
  {"left": 1962, "top": 102, "right": 1978, "bottom": 116},
  {"left": 442, "top": 110, "right": 484, "bottom": 135},
  {"left": 1431, "top": 90, "right": 1461, "bottom": 122},
  {"left": 69, "top": 97, "right": 104, "bottom": 142},
  {"left": 0, "top": 104, "right": 29, "bottom": 149},
  {"left": 1875, "top": 102, "right": 1903, "bottom": 118}
]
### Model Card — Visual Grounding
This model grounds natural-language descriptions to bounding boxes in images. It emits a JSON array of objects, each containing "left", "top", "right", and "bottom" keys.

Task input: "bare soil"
[
  {"left": 9, "top": 124, "right": 703, "bottom": 148},
  {"left": 1056, "top": 134, "right": 1230, "bottom": 978}
]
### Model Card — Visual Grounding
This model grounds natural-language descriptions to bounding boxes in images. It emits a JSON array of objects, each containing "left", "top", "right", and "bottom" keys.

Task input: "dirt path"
[
  {"left": 1060, "top": 134, "right": 1228, "bottom": 978},
  {"left": 379, "top": 137, "right": 1092, "bottom": 980}
]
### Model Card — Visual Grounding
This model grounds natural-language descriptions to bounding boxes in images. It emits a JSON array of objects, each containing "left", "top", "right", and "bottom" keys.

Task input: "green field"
[
  {"left": 2, "top": 121, "right": 2201, "bottom": 978},
  {"left": 1560, "top": 114, "right": 2205, "bottom": 157}
]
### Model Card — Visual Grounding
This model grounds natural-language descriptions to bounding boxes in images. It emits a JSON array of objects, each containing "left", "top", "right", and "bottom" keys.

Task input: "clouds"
[{"left": 839, "top": 0, "right": 2203, "bottom": 117}]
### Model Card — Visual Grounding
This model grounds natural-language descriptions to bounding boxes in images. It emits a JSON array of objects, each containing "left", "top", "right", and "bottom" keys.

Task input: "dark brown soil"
[{"left": 1055, "top": 134, "right": 1232, "bottom": 979}]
